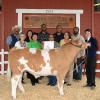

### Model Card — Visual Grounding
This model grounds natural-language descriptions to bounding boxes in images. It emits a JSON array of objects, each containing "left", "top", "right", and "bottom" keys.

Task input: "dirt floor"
[{"left": 0, "top": 75, "right": 100, "bottom": 100}]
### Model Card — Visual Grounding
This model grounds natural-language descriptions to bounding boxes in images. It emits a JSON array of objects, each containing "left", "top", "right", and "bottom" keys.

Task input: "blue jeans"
[{"left": 48, "top": 75, "right": 57, "bottom": 86}]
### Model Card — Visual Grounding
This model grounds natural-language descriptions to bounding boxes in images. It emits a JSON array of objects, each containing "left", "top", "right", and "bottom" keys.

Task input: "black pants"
[
  {"left": 22, "top": 71, "right": 39, "bottom": 85},
  {"left": 85, "top": 57, "right": 96, "bottom": 86},
  {"left": 27, "top": 72, "right": 39, "bottom": 85}
]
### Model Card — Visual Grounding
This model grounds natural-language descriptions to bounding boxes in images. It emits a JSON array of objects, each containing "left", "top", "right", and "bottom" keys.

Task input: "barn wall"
[
  {"left": 0, "top": 0, "right": 100, "bottom": 77},
  {"left": 0, "top": 13, "right": 1, "bottom": 50},
  {"left": 2, "top": 0, "right": 92, "bottom": 50}
]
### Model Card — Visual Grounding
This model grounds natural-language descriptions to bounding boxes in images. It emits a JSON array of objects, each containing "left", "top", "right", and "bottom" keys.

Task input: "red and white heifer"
[{"left": 9, "top": 42, "right": 87, "bottom": 99}]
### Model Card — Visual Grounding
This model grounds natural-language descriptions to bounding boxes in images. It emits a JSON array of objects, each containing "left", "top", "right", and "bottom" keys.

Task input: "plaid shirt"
[{"left": 38, "top": 31, "right": 49, "bottom": 43}]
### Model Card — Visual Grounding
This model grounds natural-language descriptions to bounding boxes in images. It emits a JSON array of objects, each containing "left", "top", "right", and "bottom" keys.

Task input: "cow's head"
[
  {"left": 81, "top": 42, "right": 89, "bottom": 49},
  {"left": 69, "top": 39, "right": 88, "bottom": 50}
]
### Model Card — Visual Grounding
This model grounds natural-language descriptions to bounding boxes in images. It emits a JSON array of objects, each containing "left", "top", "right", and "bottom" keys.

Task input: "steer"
[{"left": 9, "top": 42, "right": 87, "bottom": 99}]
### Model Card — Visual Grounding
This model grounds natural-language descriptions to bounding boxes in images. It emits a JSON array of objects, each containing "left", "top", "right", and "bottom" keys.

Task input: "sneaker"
[{"left": 90, "top": 86, "right": 96, "bottom": 90}]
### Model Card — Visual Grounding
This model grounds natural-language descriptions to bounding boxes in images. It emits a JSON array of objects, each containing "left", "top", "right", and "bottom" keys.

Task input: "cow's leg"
[
  {"left": 18, "top": 74, "right": 25, "bottom": 93},
  {"left": 11, "top": 75, "right": 20, "bottom": 100},
  {"left": 57, "top": 75, "right": 65, "bottom": 96}
]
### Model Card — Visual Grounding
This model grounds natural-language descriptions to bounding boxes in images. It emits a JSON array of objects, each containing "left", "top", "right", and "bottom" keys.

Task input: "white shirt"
[
  {"left": 87, "top": 36, "right": 91, "bottom": 42},
  {"left": 15, "top": 41, "right": 27, "bottom": 49}
]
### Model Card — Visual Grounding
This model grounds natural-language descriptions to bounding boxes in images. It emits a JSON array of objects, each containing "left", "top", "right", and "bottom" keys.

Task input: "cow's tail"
[{"left": 7, "top": 55, "right": 12, "bottom": 81}]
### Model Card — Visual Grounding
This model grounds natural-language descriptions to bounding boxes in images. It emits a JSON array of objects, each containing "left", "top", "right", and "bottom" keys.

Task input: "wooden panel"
[{"left": 23, "top": 14, "right": 75, "bottom": 28}]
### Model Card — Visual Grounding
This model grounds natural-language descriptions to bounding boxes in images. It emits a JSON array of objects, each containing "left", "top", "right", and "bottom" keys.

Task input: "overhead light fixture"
[{"left": 94, "top": 3, "right": 100, "bottom": 6}]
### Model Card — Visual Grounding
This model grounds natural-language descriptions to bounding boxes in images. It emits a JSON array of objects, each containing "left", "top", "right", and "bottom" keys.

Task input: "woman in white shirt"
[{"left": 15, "top": 32, "right": 27, "bottom": 49}]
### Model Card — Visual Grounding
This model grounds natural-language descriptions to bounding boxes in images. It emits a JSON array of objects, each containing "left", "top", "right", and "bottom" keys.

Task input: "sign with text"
[{"left": 23, "top": 15, "right": 75, "bottom": 28}]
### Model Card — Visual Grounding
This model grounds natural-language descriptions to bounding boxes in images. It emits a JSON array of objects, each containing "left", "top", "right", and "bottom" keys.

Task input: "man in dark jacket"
[{"left": 84, "top": 29, "right": 97, "bottom": 89}]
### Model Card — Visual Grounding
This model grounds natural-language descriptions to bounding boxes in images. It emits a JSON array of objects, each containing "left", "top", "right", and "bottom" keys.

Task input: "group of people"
[{"left": 6, "top": 24, "right": 97, "bottom": 90}]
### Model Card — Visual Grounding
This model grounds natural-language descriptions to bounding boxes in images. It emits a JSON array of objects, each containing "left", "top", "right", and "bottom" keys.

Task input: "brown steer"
[{"left": 9, "top": 42, "right": 87, "bottom": 99}]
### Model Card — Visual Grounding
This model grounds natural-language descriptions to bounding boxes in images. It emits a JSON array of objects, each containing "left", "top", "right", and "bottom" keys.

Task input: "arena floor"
[{"left": 0, "top": 75, "right": 100, "bottom": 100}]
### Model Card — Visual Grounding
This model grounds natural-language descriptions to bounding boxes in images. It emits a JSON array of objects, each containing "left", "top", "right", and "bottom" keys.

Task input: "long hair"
[{"left": 25, "top": 30, "right": 34, "bottom": 42}]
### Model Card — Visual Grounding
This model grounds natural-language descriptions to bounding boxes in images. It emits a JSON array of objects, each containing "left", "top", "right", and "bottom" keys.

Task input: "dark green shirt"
[{"left": 38, "top": 31, "right": 49, "bottom": 43}]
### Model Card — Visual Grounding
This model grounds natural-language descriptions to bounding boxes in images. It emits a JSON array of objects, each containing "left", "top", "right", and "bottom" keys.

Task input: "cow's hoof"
[
  {"left": 11, "top": 96, "right": 16, "bottom": 100},
  {"left": 60, "top": 92, "right": 64, "bottom": 96}
]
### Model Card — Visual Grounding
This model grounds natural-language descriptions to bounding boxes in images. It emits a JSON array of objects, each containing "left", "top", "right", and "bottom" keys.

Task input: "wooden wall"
[{"left": 0, "top": 0, "right": 100, "bottom": 77}]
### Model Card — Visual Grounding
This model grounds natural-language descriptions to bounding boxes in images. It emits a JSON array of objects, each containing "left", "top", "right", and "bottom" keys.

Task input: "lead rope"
[{"left": 73, "top": 56, "right": 87, "bottom": 72}]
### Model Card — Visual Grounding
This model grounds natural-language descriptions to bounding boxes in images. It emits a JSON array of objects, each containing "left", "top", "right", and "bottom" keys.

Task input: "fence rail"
[
  {"left": 0, "top": 49, "right": 8, "bottom": 74},
  {"left": 0, "top": 49, "right": 100, "bottom": 75}
]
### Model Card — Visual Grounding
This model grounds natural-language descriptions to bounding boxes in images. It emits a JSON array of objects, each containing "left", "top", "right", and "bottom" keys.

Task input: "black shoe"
[
  {"left": 32, "top": 83, "right": 35, "bottom": 86},
  {"left": 22, "top": 81, "right": 25, "bottom": 84},
  {"left": 35, "top": 79, "right": 39, "bottom": 84},
  {"left": 47, "top": 83, "right": 50, "bottom": 85},
  {"left": 83, "top": 84, "right": 90, "bottom": 87}
]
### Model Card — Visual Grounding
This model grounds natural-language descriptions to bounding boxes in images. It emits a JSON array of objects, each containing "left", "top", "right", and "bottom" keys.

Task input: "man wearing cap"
[
  {"left": 6, "top": 25, "right": 20, "bottom": 81},
  {"left": 6, "top": 25, "right": 20, "bottom": 49}
]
